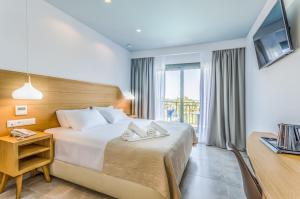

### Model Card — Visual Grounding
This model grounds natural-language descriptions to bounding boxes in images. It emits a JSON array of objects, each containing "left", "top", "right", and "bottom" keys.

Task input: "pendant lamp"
[
  {"left": 12, "top": 75, "right": 43, "bottom": 100},
  {"left": 12, "top": 0, "right": 43, "bottom": 100}
]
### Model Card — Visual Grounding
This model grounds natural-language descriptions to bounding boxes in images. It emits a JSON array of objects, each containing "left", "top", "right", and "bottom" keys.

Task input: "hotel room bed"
[{"left": 45, "top": 119, "right": 197, "bottom": 199}]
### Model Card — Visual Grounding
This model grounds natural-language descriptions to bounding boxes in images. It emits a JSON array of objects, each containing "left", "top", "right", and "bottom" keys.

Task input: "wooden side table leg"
[
  {"left": 0, "top": 174, "right": 9, "bottom": 193},
  {"left": 15, "top": 175, "right": 23, "bottom": 199},
  {"left": 31, "top": 169, "right": 37, "bottom": 177},
  {"left": 42, "top": 165, "right": 51, "bottom": 182}
]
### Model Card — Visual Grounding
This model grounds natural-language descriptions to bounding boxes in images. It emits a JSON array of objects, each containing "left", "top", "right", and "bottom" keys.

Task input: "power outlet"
[{"left": 7, "top": 118, "right": 36, "bottom": 128}]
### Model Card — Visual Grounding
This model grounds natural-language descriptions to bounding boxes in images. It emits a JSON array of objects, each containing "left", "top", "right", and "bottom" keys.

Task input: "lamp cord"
[{"left": 25, "top": 0, "right": 29, "bottom": 78}]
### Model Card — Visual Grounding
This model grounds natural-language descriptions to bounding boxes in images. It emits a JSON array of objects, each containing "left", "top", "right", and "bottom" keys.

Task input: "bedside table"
[{"left": 0, "top": 132, "right": 53, "bottom": 199}]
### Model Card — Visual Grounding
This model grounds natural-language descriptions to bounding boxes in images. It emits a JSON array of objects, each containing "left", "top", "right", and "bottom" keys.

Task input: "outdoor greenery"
[{"left": 163, "top": 97, "right": 200, "bottom": 127}]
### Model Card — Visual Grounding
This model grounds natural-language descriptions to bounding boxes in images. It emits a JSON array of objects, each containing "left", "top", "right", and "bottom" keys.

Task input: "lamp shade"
[{"left": 12, "top": 77, "right": 43, "bottom": 100}]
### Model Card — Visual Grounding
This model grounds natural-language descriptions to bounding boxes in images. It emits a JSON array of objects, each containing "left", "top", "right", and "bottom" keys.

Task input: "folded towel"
[
  {"left": 128, "top": 122, "right": 148, "bottom": 138},
  {"left": 150, "top": 122, "right": 169, "bottom": 136},
  {"left": 121, "top": 129, "right": 139, "bottom": 141},
  {"left": 147, "top": 127, "right": 158, "bottom": 137},
  {"left": 122, "top": 129, "right": 135, "bottom": 138}
]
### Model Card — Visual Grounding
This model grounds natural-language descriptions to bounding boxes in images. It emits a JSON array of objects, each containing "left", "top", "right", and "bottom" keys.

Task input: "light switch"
[
  {"left": 15, "top": 105, "right": 27, "bottom": 116},
  {"left": 7, "top": 118, "right": 36, "bottom": 128}
]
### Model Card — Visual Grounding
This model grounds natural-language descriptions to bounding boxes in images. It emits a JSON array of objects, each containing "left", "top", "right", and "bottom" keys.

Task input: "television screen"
[{"left": 253, "top": 0, "right": 294, "bottom": 69}]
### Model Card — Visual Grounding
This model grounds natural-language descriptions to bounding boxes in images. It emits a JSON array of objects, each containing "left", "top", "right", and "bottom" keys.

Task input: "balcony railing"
[{"left": 162, "top": 100, "right": 200, "bottom": 127}]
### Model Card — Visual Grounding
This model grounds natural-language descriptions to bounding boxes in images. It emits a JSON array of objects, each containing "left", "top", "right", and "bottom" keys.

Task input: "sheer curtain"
[
  {"left": 154, "top": 57, "right": 166, "bottom": 120},
  {"left": 198, "top": 52, "right": 212, "bottom": 144}
]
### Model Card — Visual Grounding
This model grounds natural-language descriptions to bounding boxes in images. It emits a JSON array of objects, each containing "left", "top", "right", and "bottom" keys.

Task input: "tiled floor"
[
  {"left": 179, "top": 144, "right": 247, "bottom": 199},
  {"left": 0, "top": 144, "right": 247, "bottom": 199}
]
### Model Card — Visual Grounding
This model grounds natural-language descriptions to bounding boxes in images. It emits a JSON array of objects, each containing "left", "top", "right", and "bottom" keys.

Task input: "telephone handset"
[{"left": 11, "top": 129, "right": 36, "bottom": 138}]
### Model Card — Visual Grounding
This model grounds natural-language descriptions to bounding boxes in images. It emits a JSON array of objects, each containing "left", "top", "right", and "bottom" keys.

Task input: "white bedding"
[{"left": 45, "top": 119, "right": 152, "bottom": 171}]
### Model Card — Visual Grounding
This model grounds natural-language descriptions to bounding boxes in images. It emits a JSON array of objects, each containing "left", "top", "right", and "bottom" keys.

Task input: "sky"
[{"left": 165, "top": 69, "right": 200, "bottom": 100}]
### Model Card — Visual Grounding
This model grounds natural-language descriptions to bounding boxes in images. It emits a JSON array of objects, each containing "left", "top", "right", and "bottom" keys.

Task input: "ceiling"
[{"left": 46, "top": 0, "right": 267, "bottom": 51}]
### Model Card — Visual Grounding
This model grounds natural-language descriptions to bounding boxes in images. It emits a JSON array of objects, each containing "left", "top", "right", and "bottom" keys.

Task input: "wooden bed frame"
[{"left": 51, "top": 160, "right": 165, "bottom": 199}]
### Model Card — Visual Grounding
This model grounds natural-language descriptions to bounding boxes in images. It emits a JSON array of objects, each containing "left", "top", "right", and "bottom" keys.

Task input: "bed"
[{"left": 45, "top": 118, "right": 197, "bottom": 199}]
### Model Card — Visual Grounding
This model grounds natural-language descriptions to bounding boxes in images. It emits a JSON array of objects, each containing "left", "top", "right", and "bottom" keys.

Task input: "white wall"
[
  {"left": 131, "top": 38, "right": 247, "bottom": 59},
  {"left": 0, "top": 0, "right": 130, "bottom": 90},
  {"left": 246, "top": 0, "right": 300, "bottom": 134}
]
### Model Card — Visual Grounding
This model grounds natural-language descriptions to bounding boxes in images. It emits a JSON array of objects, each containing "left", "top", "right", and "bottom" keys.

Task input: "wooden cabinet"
[{"left": 0, "top": 132, "right": 53, "bottom": 199}]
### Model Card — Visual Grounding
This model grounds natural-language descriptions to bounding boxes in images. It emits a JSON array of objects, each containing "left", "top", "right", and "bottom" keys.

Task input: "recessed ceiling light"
[
  {"left": 136, "top": 29, "right": 142, "bottom": 33},
  {"left": 104, "top": 0, "right": 112, "bottom": 4}
]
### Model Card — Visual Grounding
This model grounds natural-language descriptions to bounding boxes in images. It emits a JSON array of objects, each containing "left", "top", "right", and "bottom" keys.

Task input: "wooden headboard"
[{"left": 0, "top": 69, "right": 131, "bottom": 136}]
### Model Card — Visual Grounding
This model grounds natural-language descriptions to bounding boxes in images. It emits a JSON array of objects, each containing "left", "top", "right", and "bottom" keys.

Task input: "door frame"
[{"left": 165, "top": 62, "right": 200, "bottom": 123}]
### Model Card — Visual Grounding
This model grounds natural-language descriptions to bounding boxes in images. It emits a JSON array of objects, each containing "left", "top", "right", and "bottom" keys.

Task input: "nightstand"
[{"left": 0, "top": 132, "right": 53, "bottom": 199}]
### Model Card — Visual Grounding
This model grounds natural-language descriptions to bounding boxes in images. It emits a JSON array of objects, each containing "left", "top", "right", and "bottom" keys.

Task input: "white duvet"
[{"left": 45, "top": 119, "right": 152, "bottom": 171}]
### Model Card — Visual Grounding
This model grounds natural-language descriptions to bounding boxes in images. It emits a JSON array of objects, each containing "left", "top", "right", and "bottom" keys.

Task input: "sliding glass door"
[
  {"left": 163, "top": 63, "right": 200, "bottom": 128},
  {"left": 165, "top": 70, "right": 181, "bottom": 122}
]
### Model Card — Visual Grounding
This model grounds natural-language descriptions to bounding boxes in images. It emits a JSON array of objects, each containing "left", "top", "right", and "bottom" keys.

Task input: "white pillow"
[
  {"left": 63, "top": 109, "right": 107, "bottom": 130},
  {"left": 93, "top": 107, "right": 128, "bottom": 123},
  {"left": 56, "top": 108, "right": 89, "bottom": 128},
  {"left": 56, "top": 110, "right": 71, "bottom": 128}
]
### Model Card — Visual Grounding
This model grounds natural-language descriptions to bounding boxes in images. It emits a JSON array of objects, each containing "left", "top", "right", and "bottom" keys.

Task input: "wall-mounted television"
[{"left": 253, "top": 0, "right": 294, "bottom": 69}]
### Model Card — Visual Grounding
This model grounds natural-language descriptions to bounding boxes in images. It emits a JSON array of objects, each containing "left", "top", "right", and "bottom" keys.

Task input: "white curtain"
[
  {"left": 154, "top": 57, "right": 166, "bottom": 120},
  {"left": 198, "top": 52, "right": 212, "bottom": 144}
]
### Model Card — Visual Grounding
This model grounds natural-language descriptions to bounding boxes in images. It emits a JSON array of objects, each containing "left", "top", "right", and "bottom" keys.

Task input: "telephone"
[{"left": 11, "top": 129, "right": 36, "bottom": 138}]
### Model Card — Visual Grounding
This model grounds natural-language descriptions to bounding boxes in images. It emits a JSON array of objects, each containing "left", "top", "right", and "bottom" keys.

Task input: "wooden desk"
[{"left": 247, "top": 132, "right": 300, "bottom": 199}]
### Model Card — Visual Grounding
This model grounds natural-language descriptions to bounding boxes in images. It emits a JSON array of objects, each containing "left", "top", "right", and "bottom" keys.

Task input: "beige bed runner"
[{"left": 103, "top": 122, "right": 197, "bottom": 199}]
